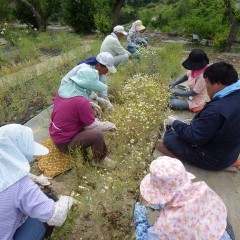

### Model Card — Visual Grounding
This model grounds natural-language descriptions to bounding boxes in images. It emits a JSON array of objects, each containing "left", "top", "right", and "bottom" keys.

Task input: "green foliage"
[
  {"left": 61, "top": 0, "right": 95, "bottom": 33},
  {"left": 0, "top": 27, "right": 84, "bottom": 77},
  {"left": 129, "top": 0, "right": 231, "bottom": 48},
  {"left": 0, "top": 0, "right": 15, "bottom": 21},
  {"left": 14, "top": 0, "right": 62, "bottom": 24},
  {"left": 118, "top": 5, "right": 137, "bottom": 25},
  {"left": 212, "top": 28, "right": 229, "bottom": 50},
  {"left": 93, "top": 0, "right": 112, "bottom": 33},
  {"left": 17, "top": 37, "right": 40, "bottom": 61}
]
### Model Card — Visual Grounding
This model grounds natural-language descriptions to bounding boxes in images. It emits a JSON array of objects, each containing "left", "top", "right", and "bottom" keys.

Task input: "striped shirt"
[{"left": 0, "top": 176, "right": 55, "bottom": 240}]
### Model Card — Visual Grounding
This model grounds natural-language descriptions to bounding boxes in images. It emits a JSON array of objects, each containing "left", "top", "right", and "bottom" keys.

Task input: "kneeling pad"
[{"left": 36, "top": 138, "right": 73, "bottom": 178}]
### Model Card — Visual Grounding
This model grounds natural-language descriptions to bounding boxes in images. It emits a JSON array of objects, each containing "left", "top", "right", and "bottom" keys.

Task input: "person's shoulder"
[{"left": 104, "top": 34, "right": 114, "bottom": 40}]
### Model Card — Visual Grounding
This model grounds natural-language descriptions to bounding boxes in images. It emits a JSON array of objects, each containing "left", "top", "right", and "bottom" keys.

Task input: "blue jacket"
[{"left": 172, "top": 89, "right": 240, "bottom": 170}]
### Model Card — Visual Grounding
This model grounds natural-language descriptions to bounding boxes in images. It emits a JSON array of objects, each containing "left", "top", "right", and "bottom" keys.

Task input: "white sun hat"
[
  {"left": 113, "top": 25, "right": 127, "bottom": 36},
  {"left": 96, "top": 52, "right": 117, "bottom": 73}
]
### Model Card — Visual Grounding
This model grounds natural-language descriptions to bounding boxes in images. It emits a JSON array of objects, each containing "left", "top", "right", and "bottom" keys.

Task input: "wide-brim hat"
[
  {"left": 182, "top": 49, "right": 209, "bottom": 70},
  {"left": 135, "top": 20, "right": 146, "bottom": 32},
  {"left": 96, "top": 52, "right": 117, "bottom": 73},
  {"left": 140, "top": 157, "right": 195, "bottom": 205},
  {"left": 70, "top": 68, "right": 107, "bottom": 92}
]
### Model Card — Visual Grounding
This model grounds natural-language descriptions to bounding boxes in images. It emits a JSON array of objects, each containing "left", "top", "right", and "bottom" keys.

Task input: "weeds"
[{"left": 49, "top": 45, "right": 183, "bottom": 239}]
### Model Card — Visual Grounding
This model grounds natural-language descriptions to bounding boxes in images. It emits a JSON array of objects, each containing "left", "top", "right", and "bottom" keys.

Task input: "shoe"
[{"left": 91, "top": 156, "right": 117, "bottom": 169}]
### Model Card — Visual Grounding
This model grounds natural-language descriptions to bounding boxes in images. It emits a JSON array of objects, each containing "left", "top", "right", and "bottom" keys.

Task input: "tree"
[
  {"left": 62, "top": 0, "right": 126, "bottom": 33},
  {"left": 61, "top": 0, "right": 95, "bottom": 33},
  {"left": 223, "top": 0, "right": 240, "bottom": 51},
  {"left": 112, "top": 0, "right": 126, "bottom": 26},
  {"left": 18, "top": 0, "right": 47, "bottom": 30},
  {"left": 93, "top": 0, "right": 126, "bottom": 33}
]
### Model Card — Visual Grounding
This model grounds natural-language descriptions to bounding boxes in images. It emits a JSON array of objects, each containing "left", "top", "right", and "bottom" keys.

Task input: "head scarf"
[
  {"left": 129, "top": 21, "right": 138, "bottom": 34},
  {"left": 0, "top": 124, "right": 48, "bottom": 192}
]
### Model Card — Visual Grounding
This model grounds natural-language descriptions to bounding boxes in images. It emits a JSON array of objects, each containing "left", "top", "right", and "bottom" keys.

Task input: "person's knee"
[
  {"left": 122, "top": 53, "right": 129, "bottom": 61},
  {"left": 169, "top": 98, "right": 189, "bottom": 110},
  {"left": 163, "top": 130, "right": 177, "bottom": 148},
  {"left": 91, "top": 129, "right": 105, "bottom": 142}
]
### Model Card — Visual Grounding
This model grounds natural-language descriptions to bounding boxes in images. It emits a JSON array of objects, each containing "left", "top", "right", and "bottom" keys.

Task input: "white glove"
[
  {"left": 47, "top": 196, "right": 77, "bottom": 226},
  {"left": 96, "top": 97, "right": 108, "bottom": 105},
  {"left": 96, "top": 97, "right": 114, "bottom": 111},
  {"left": 58, "top": 195, "right": 77, "bottom": 209},
  {"left": 29, "top": 173, "right": 51, "bottom": 186},
  {"left": 166, "top": 116, "right": 178, "bottom": 125},
  {"left": 105, "top": 101, "right": 114, "bottom": 111},
  {"left": 90, "top": 91, "right": 98, "bottom": 101},
  {"left": 101, "top": 121, "right": 117, "bottom": 131}
]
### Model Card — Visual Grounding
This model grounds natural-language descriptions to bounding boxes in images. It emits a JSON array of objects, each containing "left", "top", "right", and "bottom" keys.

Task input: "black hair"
[
  {"left": 203, "top": 61, "right": 238, "bottom": 86},
  {"left": 98, "top": 62, "right": 106, "bottom": 68}
]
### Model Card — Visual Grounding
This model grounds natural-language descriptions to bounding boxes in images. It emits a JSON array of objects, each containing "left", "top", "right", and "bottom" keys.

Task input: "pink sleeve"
[{"left": 192, "top": 75, "right": 206, "bottom": 94}]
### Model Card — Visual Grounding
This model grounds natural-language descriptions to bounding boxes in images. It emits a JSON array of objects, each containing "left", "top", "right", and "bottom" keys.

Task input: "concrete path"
[{"left": 25, "top": 107, "right": 240, "bottom": 238}]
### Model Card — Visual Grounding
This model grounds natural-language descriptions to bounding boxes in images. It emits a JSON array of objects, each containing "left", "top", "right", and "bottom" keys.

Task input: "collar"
[{"left": 212, "top": 79, "right": 240, "bottom": 100}]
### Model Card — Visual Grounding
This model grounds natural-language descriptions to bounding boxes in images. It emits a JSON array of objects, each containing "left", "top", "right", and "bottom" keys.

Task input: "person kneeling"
[
  {"left": 49, "top": 68, "right": 117, "bottom": 169},
  {"left": 0, "top": 124, "right": 76, "bottom": 240}
]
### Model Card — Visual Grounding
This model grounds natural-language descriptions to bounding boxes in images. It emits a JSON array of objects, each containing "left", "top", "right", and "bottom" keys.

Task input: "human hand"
[
  {"left": 102, "top": 121, "right": 117, "bottom": 131},
  {"left": 29, "top": 173, "right": 51, "bottom": 186},
  {"left": 166, "top": 115, "right": 178, "bottom": 125},
  {"left": 168, "top": 82, "right": 175, "bottom": 88},
  {"left": 58, "top": 196, "right": 78, "bottom": 209},
  {"left": 105, "top": 101, "right": 114, "bottom": 111},
  {"left": 90, "top": 91, "right": 98, "bottom": 101}
]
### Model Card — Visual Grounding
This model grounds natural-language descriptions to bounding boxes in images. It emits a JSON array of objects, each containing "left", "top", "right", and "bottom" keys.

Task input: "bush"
[{"left": 61, "top": 0, "right": 95, "bottom": 33}]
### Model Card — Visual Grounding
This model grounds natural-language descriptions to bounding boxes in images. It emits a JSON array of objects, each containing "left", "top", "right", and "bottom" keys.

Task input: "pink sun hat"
[{"left": 140, "top": 156, "right": 195, "bottom": 205}]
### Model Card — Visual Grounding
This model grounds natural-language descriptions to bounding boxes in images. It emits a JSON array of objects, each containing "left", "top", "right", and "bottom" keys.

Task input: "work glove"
[
  {"left": 101, "top": 121, "right": 117, "bottom": 131},
  {"left": 29, "top": 173, "right": 51, "bottom": 186},
  {"left": 97, "top": 97, "right": 114, "bottom": 111},
  {"left": 166, "top": 115, "right": 178, "bottom": 125}
]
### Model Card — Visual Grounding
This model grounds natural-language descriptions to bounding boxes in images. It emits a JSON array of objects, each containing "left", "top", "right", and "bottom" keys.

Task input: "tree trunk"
[
  {"left": 19, "top": 0, "right": 47, "bottom": 31},
  {"left": 112, "top": 0, "right": 125, "bottom": 27},
  {"left": 225, "top": 20, "right": 240, "bottom": 52},
  {"left": 223, "top": 0, "right": 240, "bottom": 51}
]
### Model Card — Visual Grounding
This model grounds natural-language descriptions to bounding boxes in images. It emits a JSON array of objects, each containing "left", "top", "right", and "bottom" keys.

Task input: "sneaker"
[{"left": 91, "top": 156, "right": 117, "bottom": 169}]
